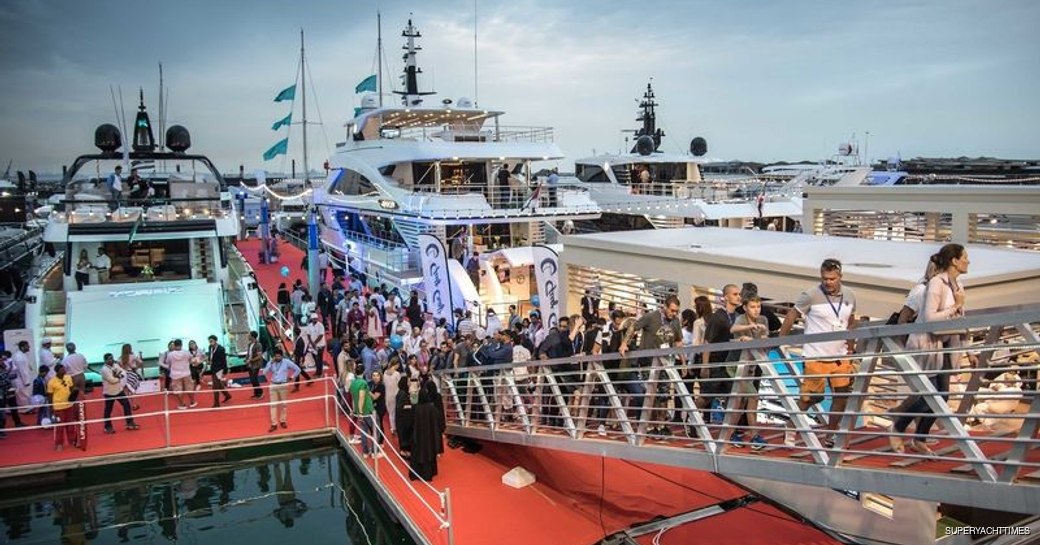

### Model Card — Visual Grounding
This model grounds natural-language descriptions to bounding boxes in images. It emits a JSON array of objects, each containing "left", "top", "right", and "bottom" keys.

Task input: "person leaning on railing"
[{"left": 890, "top": 243, "right": 975, "bottom": 455}]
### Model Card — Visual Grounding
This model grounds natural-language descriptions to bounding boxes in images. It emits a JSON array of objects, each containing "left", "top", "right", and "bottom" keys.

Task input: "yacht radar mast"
[
  {"left": 631, "top": 81, "right": 664, "bottom": 153},
  {"left": 393, "top": 17, "right": 436, "bottom": 107},
  {"left": 132, "top": 89, "right": 157, "bottom": 152}
]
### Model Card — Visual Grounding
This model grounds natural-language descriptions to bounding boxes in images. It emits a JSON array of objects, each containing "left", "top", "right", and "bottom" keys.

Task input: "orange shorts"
[{"left": 801, "top": 359, "right": 854, "bottom": 402}]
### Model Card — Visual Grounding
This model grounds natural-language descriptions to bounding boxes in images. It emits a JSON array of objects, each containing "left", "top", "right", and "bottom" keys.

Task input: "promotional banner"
[
  {"left": 418, "top": 234, "right": 455, "bottom": 325},
  {"left": 532, "top": 244, "right": 561, "bottom": 329}
]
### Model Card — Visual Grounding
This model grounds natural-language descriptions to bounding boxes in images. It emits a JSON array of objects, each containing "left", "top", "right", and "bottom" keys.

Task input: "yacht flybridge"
[
  {"left": 316, "top": 18, "right": 599, "bottom": 309},
  {"left": 24, "top": 94, "right": 260, "bottom": 369}
]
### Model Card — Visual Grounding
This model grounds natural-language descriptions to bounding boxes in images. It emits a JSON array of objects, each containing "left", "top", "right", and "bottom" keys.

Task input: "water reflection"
[{"left": 0, "top": 448, "right": 414, "bottom": 545}]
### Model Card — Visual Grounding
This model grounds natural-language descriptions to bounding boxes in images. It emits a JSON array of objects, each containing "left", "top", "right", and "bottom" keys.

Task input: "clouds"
[{"left": 0, "top": 0, "right": 1038, "bottom": 173}]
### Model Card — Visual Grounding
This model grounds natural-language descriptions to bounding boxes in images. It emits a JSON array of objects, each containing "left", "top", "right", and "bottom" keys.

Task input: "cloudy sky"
[{"left": 1, "top": 0, "right": 1037, "bottom": 174}]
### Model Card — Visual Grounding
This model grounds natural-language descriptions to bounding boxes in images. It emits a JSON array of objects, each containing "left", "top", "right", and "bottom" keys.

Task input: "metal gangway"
[{"left": 435, "top": 304, "right": 1040, "bottom": 514}]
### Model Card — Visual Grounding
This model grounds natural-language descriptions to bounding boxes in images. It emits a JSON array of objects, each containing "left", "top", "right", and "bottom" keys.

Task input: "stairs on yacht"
[
  {"left": 191, "top": 238, "right": 215, "bottom": 282},
  {"left": 645, "top": 215, "right": 685, "bottom": 230},
  {"left": 43, "top": 313, "right": 66, "bottom": 356}
]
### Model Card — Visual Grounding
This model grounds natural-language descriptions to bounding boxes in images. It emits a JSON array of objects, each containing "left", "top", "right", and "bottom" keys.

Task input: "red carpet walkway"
[{"left": 237, "top": 236, "right": 841, "bottom": 545}]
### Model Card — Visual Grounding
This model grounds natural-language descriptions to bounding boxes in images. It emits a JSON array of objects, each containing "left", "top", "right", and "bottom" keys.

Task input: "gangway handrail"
[
  {"left": 433, "top": 303, "right": 1040, "bottom": 513},
  {"left": 436, "top": 303, "right": 1040, "bottom": 376},
  {"left": 0, "top": 376, "right": 455, "bottom": 545}
]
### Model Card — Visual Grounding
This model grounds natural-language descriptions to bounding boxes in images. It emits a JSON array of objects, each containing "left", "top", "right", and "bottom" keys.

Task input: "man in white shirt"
[
  {"left": 62, "top": 342, "right": 89, "bottom": 394},
  {"left": 457, "top": 311, "right": 476, "bottom": 338},
  {"left": 107, "top": 165, "right": 123, "bottom": 208},
  {"left": 101, "top": 353, "right": 140, "bottom": 433},
  {"left": 94, "top": 247, "right": 112, "bottom": 283},
  {"left": 38, "top": 338, "right": 57, "bottom": 372},
  {"left": 303, "top": 313, "right": 327, "bottom": 378},
  {"left": 405, "top": 327, "right": 423, "bottom": 356},
  {"left": 11, "top": 341, "right": 34, "bottom": 414},
  {"left": 165, "top": 339, "right": 197, "bottom": 409},
  {"left": 485, "top": 308, "right": 503, "bottom": 339}
]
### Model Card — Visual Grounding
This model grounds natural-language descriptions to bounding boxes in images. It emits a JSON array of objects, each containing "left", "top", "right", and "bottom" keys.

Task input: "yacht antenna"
[
  {"left": 633, "top": 79, "right": 664, "bottom": 152},
  {"left": 393, "top": 16, "right": 435, "bottom": 107},
  {"left": 473, "top": 0, "right": 478, "bottom": 106},
  {"left": 377, "top": 9, "right": 384, "bottom": 108}
]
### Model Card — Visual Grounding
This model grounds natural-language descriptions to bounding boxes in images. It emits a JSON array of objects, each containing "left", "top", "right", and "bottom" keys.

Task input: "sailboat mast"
[
  {"left": 300, "top": 28, "right": 309, "bottom": 186},
  {"left": 158, "top": 63, "right": 164, "bottom": 150},
  {"left": 377, "top": 10, "right": 384, "bottom": 108}
]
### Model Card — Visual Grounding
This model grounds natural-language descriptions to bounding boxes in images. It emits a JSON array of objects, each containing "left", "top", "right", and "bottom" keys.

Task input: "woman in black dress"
[
  {"left": 410, "top": 380, "right": 443, "bottom": 481},
  {"left": 395, "top": 376, "right": 417, "bottom": 456},
  {"left": 406, "top": 290, "right": 423, "bottom": 330}
]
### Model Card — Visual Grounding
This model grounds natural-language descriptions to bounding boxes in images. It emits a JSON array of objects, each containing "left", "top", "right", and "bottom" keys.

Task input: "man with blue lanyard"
[
  {"left": 263, "top": 347, "right": 301, "bottom": 433},
  {"left": 780, "top": 258, "right": 858, "bottom": 448}
]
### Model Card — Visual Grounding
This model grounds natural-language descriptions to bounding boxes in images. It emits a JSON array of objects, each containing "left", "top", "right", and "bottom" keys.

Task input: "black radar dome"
[
  {"left": 95, "top": 124, "right": 122, "bottom": 152},
  {"left": 635, "top": 135, "right": 655, "bottom": 156},
  {"left": 690, "top": 137, "right": 707, "bottom": 157},
  {"left": 166, "top": 125, "right": 191, "bottom": 152}
]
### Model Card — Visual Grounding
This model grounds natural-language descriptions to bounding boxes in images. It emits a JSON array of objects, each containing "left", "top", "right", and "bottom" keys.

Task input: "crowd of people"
[
  {"left": 2, "top": 241, "right": 1026, "bottom": 469},
  {"left": 303, "top": 243, "right": 999, "bottom": 457}
]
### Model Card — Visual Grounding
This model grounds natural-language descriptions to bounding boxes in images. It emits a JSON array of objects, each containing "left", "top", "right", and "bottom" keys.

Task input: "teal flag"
[
  {"left": 354, "top": 75, "right": 376, "bottom": 93},
  {"left": 274, "top": 84, "right": 296, "bottom": 102},
  {"left": 262, "top": 138, "right": 289, "bottom": 161},
  {"left": 271, "top": 113, "right": 292, "bottom": 131}
]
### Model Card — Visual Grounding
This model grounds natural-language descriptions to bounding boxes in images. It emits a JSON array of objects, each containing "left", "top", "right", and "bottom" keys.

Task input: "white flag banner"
[
  {"left": 532, "top": 244, "right": 561, "bottom": 329},
  {"left": 418, "top": 234, "right": 455, "bottom": 325}
]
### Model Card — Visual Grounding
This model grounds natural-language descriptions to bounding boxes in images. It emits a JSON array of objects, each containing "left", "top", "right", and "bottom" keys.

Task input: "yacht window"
[
  {"left": 329, "top": 169, "right": 377, "bottom": 196},
  {"left": 95, "top": 239, "right": 192, "bottom": 283},
  {"left": 576, "top": 164, "right": 609, "bottom": 183},
  {"left": 413, "top": 162, "right": 437, "bottom": 187}
]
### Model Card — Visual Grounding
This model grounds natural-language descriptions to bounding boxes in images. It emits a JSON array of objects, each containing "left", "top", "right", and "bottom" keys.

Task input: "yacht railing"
[
  {"left": 279, "top": 228, "right": 412, "bottom": 275},
  {"left": 410, "top": 180, "right": 592, "bottom": 212},
  {"left": 620, "top": 178, "right": 794, "bottom": 203},
  {"left": 434, "top": 304, "right": 1040, "bottom": 512},
  {"left": 493, "top": 125, "right": 554, "bottom": 143},
  {"left": 394, "top": 124, "right": 553, "bottom": 144},
  {"left": 0, "top": 377, "right": 455, "bottom": 545},
  {"left": 52, "top": 196, "right": 231, "bottom": 224}
]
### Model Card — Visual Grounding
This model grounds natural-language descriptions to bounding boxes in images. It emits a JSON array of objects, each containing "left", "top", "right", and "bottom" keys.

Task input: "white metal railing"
[
  {"left": 619, "top": 178, "right": 794, "bottom": 203},
  {"left": 434, "top": 304, "right": 1040, "bottom": 513},
  {"left": 0, "top": 376, "right": 454, "bottom": 545},
  {"left": 334, "top": 388, "right": 454, "bottom": 544},
  {"left": 494, "top": 125, "right": 554, "bottom": 143}
]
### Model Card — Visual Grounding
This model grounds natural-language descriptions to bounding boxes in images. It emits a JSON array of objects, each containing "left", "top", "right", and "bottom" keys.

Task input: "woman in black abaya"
[
  {"left": 410, "top": 381, "right": 443, "bottom": 481},
  {"left": 395, "top": 376, "right": 417, "bottom": 456}
]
